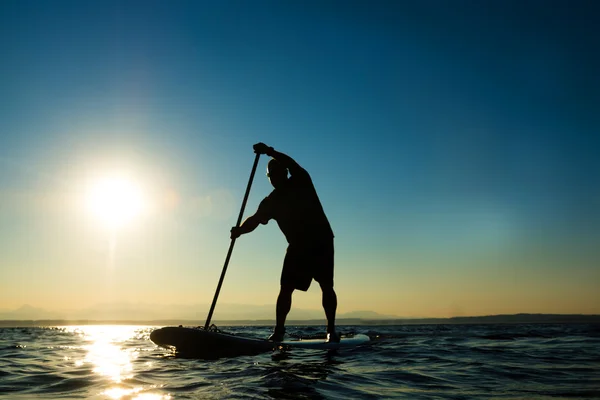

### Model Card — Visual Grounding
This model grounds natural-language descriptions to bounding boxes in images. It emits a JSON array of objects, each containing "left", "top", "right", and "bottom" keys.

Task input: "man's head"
[{"left": 267, "top": 158, "right": 288, "bottom": 189}]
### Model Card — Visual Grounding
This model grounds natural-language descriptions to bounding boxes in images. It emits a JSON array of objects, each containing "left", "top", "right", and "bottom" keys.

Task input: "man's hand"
[
  {"left": 230, "top": 226, "right": 243, "bottom": 240},
  {"left": 253, "top": 142, "right": 273, "bottom": 155}
]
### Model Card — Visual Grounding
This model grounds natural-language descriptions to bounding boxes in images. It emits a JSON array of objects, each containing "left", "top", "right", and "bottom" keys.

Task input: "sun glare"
[{"left": 87, "top": 176, "right": 146, "bottom": 229}]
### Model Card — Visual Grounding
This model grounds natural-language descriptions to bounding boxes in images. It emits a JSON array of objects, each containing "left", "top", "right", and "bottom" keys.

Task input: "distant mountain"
[
  {"left": 338, "top": 310, "right": 400, "bottom": 319},
  {"left": 3, "top": 305, "right": 596, "bottom": 326},
  {"left": 0, "top": 304, "right": 64, "bottom": 320},
  {"left": 0, "top": 303, "right": 397, "bottom": 322},
  {"left": 351, "top": 313, "right": 600, "bottom": 325}
]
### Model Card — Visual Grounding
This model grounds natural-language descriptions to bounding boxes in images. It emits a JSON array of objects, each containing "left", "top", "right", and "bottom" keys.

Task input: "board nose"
[{"left": 150, "top": 328, "right": 166, "bottom": 344}]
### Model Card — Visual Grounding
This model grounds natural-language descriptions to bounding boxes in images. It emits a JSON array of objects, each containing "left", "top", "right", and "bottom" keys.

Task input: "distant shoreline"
[{"left": 0, "top": 314, "right": 599, "bottom": 327}]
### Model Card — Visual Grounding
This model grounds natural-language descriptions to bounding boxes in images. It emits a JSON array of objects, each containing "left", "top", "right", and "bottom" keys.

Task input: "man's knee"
[
  {"left": 280, "top": 284, "right": 295, "bottom": 296},
  {"left": 319, "top": 282, "right": 335, "bottom": 295}
]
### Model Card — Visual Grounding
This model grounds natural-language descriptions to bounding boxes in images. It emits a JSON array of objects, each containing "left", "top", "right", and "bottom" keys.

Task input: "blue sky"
[{"left": 0, "top": 0, "right": 598, "bottom": 317}]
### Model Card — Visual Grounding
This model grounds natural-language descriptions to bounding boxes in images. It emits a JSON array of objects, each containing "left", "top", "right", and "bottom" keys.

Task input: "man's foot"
[
  {"left": 268, "top": 326, "right": 286, "bottom": 342},
  {"left": 326, "top": 331, "right": 340, "bottom": 343}
]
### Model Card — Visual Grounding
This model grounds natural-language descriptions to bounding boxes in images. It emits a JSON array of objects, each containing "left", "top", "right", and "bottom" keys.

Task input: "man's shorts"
[{"left": 281, "top": 239, "right": 334, "bottom": 291}]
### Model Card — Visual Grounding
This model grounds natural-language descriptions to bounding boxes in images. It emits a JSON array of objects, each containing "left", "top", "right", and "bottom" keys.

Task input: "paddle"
[{"left": 204, "top": 152, "right": 261, "bottom": 329}]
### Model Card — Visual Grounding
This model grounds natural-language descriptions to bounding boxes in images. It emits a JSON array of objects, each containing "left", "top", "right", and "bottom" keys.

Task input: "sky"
[{"left": 0, "top": 0, "right": 598, "bottom": 319}]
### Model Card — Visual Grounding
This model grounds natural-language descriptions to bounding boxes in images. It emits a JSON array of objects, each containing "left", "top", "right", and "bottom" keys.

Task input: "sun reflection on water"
[
  {"left": 104, "top": 387, "right": 170, "bottom": 400},
  {"left": 66, "top": 325, "right": 170, "bottom": 400}
]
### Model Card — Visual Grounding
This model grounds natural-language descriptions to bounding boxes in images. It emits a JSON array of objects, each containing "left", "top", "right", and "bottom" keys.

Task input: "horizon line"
[{"left": 1, "top": 313, "right": 599, "bottom": 327}]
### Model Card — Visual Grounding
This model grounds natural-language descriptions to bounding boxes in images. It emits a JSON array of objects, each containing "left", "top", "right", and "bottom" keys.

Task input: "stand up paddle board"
[{"left": 150, "top": 326, "right": 370, "bottom": 358}]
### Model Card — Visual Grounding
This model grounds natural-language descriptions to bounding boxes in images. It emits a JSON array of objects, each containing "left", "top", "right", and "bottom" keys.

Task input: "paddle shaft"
[{"left": 204, "top": 152, "right": 261, "bottom": 329}]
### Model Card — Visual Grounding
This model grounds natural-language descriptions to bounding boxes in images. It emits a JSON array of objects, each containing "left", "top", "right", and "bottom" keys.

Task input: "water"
[{"left": 0, "top": 324, "right": 599, "bottom": 399}]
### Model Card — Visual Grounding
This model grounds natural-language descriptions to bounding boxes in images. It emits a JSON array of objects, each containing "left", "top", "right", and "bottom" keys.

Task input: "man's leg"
[
  {"left": 276, "top": 284, "right": 294, "bottom": 329},
  {"left": 269, "top": 284, "right": 294, "bottom": 341},
  {"left": 320, "top": 282, "right": 337, "bottom": 334}
]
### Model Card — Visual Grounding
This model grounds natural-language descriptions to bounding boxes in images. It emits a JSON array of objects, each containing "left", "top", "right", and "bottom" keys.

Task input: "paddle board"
[{"left": 150, "top": 326, "right": 370, "bottom": 358}]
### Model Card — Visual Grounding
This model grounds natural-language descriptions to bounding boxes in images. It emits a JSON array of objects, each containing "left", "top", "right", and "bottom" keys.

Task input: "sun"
[{"left": 86, "top": 176, "right": 146, "bottom": 229}]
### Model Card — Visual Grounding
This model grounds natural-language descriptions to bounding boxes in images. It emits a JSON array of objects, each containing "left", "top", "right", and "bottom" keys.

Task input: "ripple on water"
[{"left": 1, "top": 324, "right": 599, "bottom": 399}]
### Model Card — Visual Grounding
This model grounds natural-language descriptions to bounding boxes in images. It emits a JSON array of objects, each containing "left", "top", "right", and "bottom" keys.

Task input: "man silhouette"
[{"left": 230, "top": 143, "right": 339, "bottom": 343}]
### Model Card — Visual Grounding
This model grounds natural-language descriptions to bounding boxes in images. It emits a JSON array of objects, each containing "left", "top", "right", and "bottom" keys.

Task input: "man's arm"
[
  {"left": 254, "top": 143, "right": 304, "bottom": 176},
  {"left": 230, "top": 196, "right": 272, "bottom": 239},
  {"left": 230, "top": 214, "right": 261, "bottom": 239}
]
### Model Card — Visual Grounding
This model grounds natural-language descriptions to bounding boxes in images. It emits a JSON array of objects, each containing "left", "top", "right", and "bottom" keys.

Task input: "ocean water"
[{"left": 0, "top": 324, "right": 599, "bottom": 399}]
